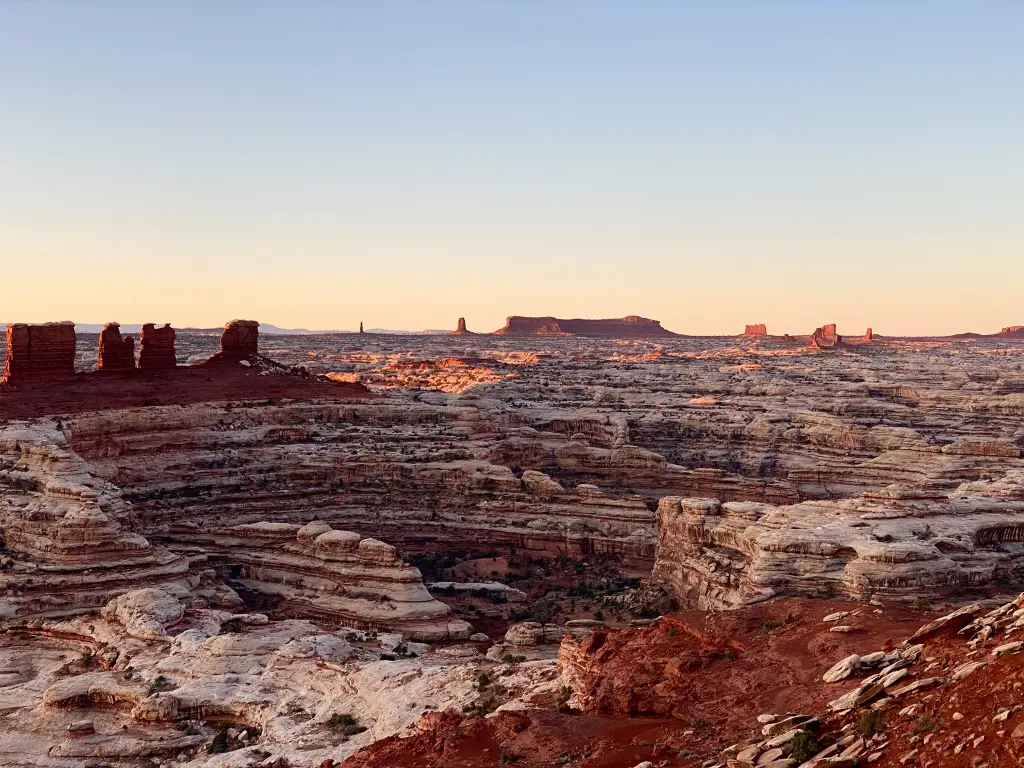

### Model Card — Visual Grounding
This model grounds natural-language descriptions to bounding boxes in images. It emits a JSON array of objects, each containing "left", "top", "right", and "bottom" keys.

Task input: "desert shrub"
[
  {"left": 327, "top": 712, "right": 367, "bottom": 736},
  {"left": 857, "top": 710, "right": 886, "bottom": 737},
  {"left": 913, "top": 715, "right": 938, "bottom": 734},
  {"left": 219, "top": 618, "right": 243, "bottom": 634},
  {"left": 790, "top": 730, "right": 819, "bottom": 761},
  {"left": 761, "top": 619, "right": 781, "bottom": 634},
  {"left": 207, "top": 726, "right": 230, "bottom": 754}
]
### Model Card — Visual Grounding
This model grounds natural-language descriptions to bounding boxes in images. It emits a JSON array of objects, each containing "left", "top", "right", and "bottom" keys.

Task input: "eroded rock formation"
[
  {"left": 447, "top": 317, "right": 475, "bottom": 335},
  {"left": 218, "top": 319, "right": 259, "bottom": 360},
  {"left": 494, "top": 315, "right": 676, "bottom": 337},
  {"left": 743, "top": 324, "right": 768, "bottom": 336},
  {"left": 97, "top": 322, "right": 136, "bottom": 372},
  {"left": 179, "top": 519, "right": 471, "bottom": 640},
  {"left": 137, "top": 323, "right": 176, "bottom": 370},
  {"left": 810, "top": 323, "right": 840, "bottom": 348},
  {"left": 652, "top": 479, "right": 1024, "bottom": 609},
  {"left": 1, "top": 321, "right": 77, "bottom": 384},
  {"left": 0, "top": 422, "right": 200, "bottom": 621}
]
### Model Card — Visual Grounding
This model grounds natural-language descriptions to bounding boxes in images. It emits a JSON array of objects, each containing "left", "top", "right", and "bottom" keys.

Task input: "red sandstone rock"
[
  {"left": 864, "top": 327, "right": 873, "bottom": 342},
  {"left": 97, "top": 323, "right": 135, "bottom": 373},
  {"left": 494, "top": 315, "right": 675, "bottom": 338},
  {"left": 999, "top": 325, "right": 1024, "bottom": 337},
  {"left": 446, "top": 317, "right": 476, "bottom": 336},
  {"left": 2, "top": 322, "right": 77, "bottom": 385},
  {"left": 810, "top": 323, "right": 840, "bottom": 348},
  {"left": 137, "top": 323, "right": 176, "bottom": 371},
  {"left": 743, "top": 324, "right": 767, "bottom": 336},
  {"left": 219, "top": 319, "right": 259, "bottom": 360}
]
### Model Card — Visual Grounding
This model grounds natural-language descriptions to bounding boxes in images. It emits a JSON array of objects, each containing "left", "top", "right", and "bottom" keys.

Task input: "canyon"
[{"left": 1, "top": 317, "right": 1024, "bottom": 766}]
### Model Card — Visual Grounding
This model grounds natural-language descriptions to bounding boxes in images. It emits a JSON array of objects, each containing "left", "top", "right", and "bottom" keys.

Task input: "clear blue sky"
[{"left": 2, "top": 2, "right": 1021, "bottom": 334}]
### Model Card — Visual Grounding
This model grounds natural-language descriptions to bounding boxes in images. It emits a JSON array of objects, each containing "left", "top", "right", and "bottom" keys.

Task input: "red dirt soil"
[
  {"left": 342, "top": 598, "right": 944, "bottom": 768},
  {"left": 0, "top": 365, "right": 373, "bottom": 420}
]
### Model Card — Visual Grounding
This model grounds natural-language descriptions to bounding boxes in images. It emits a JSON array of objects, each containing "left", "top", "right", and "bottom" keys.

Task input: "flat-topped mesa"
[
  {"left": 219, "top": 319, "right": 260, "bottom": 360},
  {"left": 810, "top": 323, "right": 840, "bottom": 349},
  {"left": 96, "top": 323, "right": 135, "bottom": 373},
  {"left": 2, "top": 322, "right": 77, "bottom": 385},
  {"left": 494, "top": 315, "right": 676, "bottom": 338},
  {"left": 743, "top": 324, "right": 767, "bottom": 336},
  {"left": 999, "top": 325, "right": 1024, "bottom": 337},
  {"left": 137, "top": 323, "right": 176, "bottom": 371}
]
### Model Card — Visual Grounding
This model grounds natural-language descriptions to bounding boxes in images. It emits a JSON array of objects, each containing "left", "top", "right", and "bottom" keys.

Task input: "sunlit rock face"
[{"left": 494, "top": 314, "right": 676, "bottom": 337}]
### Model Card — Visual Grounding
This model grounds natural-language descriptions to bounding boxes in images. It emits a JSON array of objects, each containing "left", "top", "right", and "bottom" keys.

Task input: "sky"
[{"left": 2, "top": 2, "right": 1022, "bottom": 335}]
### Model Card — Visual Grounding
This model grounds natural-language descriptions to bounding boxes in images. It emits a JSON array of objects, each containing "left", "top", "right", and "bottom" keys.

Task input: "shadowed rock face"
[
  {"left": 137, "top": 323, "right": 176, "bottom": 370},
  {"left": 219, "top": 319, "right": 259, "bottom": 360},
  {"left": 494, "top": 315, "right": 675, "bottom": 337},
  {"left": 2, "top": 322, "right": 77, "bottom": 384},
  {"left": 97, "top": 323, "right": 136, "bottom": 372}
]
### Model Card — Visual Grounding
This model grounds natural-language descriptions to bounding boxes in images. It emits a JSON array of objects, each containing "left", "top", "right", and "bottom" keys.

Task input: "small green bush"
[
  {"left": 857, "top": 710, "right": 886, "bottom": 737},
  {"left": 912, "top": 715, "right": 938, "bottom": 734},
  {"left": 790, "top": 730, "right": 819, "bottom": 762}
]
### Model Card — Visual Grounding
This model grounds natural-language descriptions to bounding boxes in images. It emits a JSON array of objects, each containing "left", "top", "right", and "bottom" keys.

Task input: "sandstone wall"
[
  {"left": 743, "top": 324, "right": 768, "bottom": 336},
  {"left": 1, "top": 322, "right": 77, "bottom": 384}
]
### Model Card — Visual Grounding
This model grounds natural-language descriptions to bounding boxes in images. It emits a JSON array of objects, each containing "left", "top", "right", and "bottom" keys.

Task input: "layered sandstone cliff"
[
  {"left": 743, "top": 324, "right": 768, "bottom": 336},
  {"left": 178, "top": 520, "right": 470, "bottom": 640},
  {"left": 0, "top": 422, "right": 199, "bottom": 621},
  {"left": 2, "top": 322, "right": 77, "bottom": 384},
  {"left": 494, "top": 315, "right": 676, "bottom": 337},
  {"left": 652, "top": 479, "right": 1024, "bottom": 609}
]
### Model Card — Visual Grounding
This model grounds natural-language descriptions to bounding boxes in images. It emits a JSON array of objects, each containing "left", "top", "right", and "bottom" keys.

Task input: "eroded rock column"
[
  {"left": 219, "top": 319, "right": 259, "bottom": 360},
  {"left": 97, "top": 322, "right": 136, "bottom": 372},
  {"left": 138, "top": 323, "right": 176, "bottom": 370}
]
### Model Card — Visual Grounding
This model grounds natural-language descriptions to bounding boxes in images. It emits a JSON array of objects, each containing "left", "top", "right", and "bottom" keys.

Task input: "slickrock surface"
[
  {"left": 494, "top": 314, "right": 676, "bottom": 337},
  {"left": 0, "top": 587, "right": 558, "bottom": 767},
  {"left": 2, "top": 321, "right": 77, "bottom": 384},
  {"left": 97, "top": 322, "right": 136, "bottom": 372},
  {"left": 137, "top": 322, "right": 177, "bottom": 370}
]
